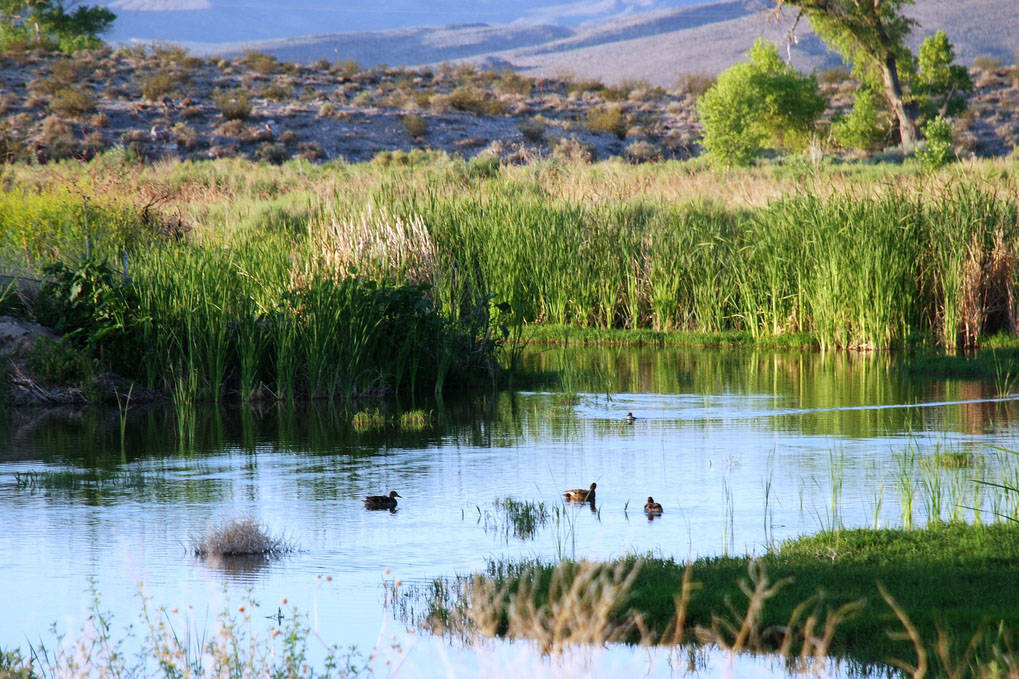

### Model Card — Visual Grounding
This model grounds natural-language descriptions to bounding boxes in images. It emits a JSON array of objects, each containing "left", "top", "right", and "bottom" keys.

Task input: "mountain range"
[{"left": 106, "top": 0, "right": 1019, "bottom": 85}]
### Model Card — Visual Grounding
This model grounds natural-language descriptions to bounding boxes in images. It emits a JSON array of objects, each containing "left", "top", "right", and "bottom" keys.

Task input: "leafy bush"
[
  {"left": 519, "top": 117, "right": 546, "bottom": 143},
  {"left": 832, "top": 85, "right": 891, "bottom": 151},
  {"left": 213, "top": 87, "right": 253, "bottom": 120},
  {"left": 696, "top": 39, "right": 825, "bottom": 166},
  {"left": 35, "top": 257, "right": 141, "bottom": 369},
  {"left": 917, "top": 116, "right": 954, "bottom": 169},
  {"left": 27, "top": 336, "right": 91, "bottom": 384},
  {"left": 448, "top": 87, "right": 487, "bottom": 114}
]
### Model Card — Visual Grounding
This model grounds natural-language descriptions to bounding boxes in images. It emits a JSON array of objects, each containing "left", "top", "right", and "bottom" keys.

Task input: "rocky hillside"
[{"left": 0, "top": 45, "right": 1016, "bottom": 166}]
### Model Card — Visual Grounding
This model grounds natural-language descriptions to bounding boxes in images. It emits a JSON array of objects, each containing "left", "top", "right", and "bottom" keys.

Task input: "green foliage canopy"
[
  {"left": 911, "top": 30, "right": 973, "bottom": 120},
  {"left": 0, "top": 0, "right": 115, "bottom": 52},
  {"left": 773, "top": 0, "right": 919, "bottom": 149},
  {"left": 696, "top": 38, "right": 825, "bottom": 166}
]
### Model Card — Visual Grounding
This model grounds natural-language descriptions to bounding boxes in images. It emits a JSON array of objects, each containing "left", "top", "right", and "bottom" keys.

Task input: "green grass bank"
[{"left": 412, "top": 522, "right": 1019, "bottom": 676}]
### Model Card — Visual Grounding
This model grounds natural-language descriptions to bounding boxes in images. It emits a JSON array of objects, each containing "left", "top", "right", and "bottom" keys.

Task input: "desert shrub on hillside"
[
  {"left": 674, "top": 72, "right": 715, "bottom": 97},
  {"left": 496, "top": 71, "right": 533, "bottom": 96},
  {"left": 585, "top": 105, "right": 627, "bottom": 139},
  {"left": 448, "top": 87, "right": 487, "bottom": 114},
  {"left": 242, "top": 51, "right": 280, "bottom": 75},
  {"left": 972, "top": 55, "right": 1004, "bottom": 72},
  {"left": 403, "top": 114, "right": 427, "bottom": 139},
  {"left": 139, "top": 72, "right": 180, "bottom": 101},
  {"left": 213, "top": 87, "right": 253, "bottom": 120},
  {"left": 260, "top": 81, "right": 293, "bottom": 101},
  {"left": 48, "top": 87, "right": 95, "bottom": 117}
]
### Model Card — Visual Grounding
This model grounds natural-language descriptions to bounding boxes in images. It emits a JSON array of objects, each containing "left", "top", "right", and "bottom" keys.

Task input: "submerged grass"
[{"left": 14, "top": 468, "right": 151, "bottom": 490}]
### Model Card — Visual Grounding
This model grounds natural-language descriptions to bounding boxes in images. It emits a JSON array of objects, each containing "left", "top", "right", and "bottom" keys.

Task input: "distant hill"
[
  {"left": 105, "top": 0, "right": 695, "bottom": 43},
  {"left": 112, "top": 0, "right": 1019, "bottom": 85}
]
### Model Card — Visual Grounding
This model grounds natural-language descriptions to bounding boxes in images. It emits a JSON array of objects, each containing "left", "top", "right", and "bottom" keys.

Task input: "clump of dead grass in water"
[{"left": 189, "top": 515, "right": 294, "bottom": 558}]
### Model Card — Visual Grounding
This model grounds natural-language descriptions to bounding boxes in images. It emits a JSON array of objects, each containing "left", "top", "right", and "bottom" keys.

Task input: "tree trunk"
[{"left": 879, "top": 53, "right": 918, "bottom": 151}]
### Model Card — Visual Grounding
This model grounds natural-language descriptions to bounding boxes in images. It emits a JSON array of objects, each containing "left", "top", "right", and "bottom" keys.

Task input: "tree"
[
  {"left": 0, "top": 0, "right": 115, "bottom": 52},
  {"left": 912, "top": 30, "right": 973, "bottom": 121},
  {"left": 697, "top": 39, "right": 825, "bottom": 166},
  {"left": 772, "top": 0, "right": 920, "bottom": 150}
]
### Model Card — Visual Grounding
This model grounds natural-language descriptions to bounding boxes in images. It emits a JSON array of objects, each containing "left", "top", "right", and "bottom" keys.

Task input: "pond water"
[{"left": 2, "top": 346, "right": 1018, "bottom": 677}]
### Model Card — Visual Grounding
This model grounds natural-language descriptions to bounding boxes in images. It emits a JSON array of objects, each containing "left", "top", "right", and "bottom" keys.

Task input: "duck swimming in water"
[
  {"left": 625, "top": 412, "right": 636, "bottom": 424},
  {"left": 644, "top": 497, "right": 663, "bottom": 515},
  {"left": 563, "top": 482, "right": 597, "bottom": 502},
  {"left": 363, "top": 490, "right": 401, "bottom": 510}
]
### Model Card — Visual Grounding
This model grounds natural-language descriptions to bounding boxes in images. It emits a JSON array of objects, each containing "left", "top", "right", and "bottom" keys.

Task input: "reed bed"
[{"left": 4, "top": 156, "right": 1019, "bottom": 414}]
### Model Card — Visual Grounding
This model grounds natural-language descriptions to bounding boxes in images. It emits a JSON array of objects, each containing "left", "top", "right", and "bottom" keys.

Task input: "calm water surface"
[{"left": 2, "top": 347, "right": 1017, "bottom": 676}]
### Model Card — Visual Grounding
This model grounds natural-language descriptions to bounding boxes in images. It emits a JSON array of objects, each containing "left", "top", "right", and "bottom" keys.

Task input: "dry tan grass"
[
  {"left": 189, "top": 515, "right": 294, "bottom": 557},
  {"left": 315, "top": 208, "right": 436, "bottom": 285}
]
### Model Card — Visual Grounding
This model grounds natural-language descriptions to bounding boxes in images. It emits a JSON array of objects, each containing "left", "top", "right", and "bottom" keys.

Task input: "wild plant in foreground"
[{"left": 22, "top": 586, "right": 367, "bottom": 679}]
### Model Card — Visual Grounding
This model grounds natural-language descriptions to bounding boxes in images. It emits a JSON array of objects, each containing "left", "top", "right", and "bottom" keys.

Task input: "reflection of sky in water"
[{"left": 1, "top": 348, "right": 1018, "bottom": 676}]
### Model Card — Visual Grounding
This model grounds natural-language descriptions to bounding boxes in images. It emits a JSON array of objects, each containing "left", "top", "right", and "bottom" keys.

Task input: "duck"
[
  {"left": 364, "top": 490, "right": 401, "bottom": 510},
  {"left": 563, "top": 482, "right": 596, "bottom": 502},
  {"left": 625, "top": 412, "right": 636, "bottom": 424},
  {"left": 644, "top": 497, "right": 663, "bottom": 515}
]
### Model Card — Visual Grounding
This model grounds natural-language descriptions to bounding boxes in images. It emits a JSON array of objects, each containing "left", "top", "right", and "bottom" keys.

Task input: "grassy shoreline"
[{"left": 407, "top": 522, "right": 1019, "bottom": 675}]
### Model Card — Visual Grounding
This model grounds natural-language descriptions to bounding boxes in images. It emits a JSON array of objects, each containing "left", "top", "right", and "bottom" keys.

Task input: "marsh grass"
[
  {"left": 5, "top": 157, "right": 1019, "bottom": 408},
  {"left": 476, "top": 498, "right": 553, "bottom": 541},
  {"left": 189, "top": 515, "right": 294, "bottom": 558}
]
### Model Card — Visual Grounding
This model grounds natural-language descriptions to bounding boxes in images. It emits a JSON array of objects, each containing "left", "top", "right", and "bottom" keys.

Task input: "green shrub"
[
  {"left": 916, "top": 116, "right": 954, "bottom": 169},
  {"left": 585, "top": 105, "right": 626, "bottom": 139},
  {"left": 35, "top": 257, "right": 142, "bottom": 368},
  {"left": 832, "top": 86, "right": 891, "bottom": 151},
  {"left": 260, "top": 81, "right": 292, "bottom": 101},
  {"left": 519, "top": 118, "right": 546, "bottom": 143},
  {"left": 27, "top": 336, "right": 91, "bottom": 384},
  {"left": 255, "top": 142, "right": 288, "bottom": 165},
  {"left": 696, "top": 39, "right": 825, "bottom": 166},
  {"left": 213, "top": 88, "right": 253, "bottom": 120},
  {"left": 674, "top": 72, "right": 715, "bottom": 97}
]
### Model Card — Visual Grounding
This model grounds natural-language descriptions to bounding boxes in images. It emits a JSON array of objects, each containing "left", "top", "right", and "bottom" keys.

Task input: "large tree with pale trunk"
[{"left": 772, "top": 0, "right": 920, "bottom": 150}]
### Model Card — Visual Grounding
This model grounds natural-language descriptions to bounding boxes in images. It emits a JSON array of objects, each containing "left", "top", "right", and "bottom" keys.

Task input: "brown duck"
[
  {"left": 562, "top": 482, "right": 596, "bottom": 502},
  {"left": 644, "top": 497, "right": 663, "bottom": 515},
  {"left": 364, "top": 490, "right": 401, "bottom": 510}
]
